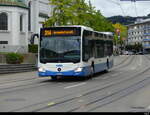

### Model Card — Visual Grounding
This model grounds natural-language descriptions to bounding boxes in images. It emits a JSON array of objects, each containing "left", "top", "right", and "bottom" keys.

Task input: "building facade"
[
  {"left": 127, "top": 18, "right": 150, "bottom": 53},
  {"left": 0, "top": 0, "right": 52, "bottom": 53}
]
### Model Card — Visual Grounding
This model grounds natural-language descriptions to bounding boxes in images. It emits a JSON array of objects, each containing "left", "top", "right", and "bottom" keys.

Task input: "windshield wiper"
[{"left": 63, "top": 58, "right": 80, "bottom": 63}]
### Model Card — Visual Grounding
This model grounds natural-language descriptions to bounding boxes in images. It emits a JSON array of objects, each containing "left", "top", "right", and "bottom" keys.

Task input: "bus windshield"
[{"left": 40, "top": 36, "right": 81, "bottom": 63}]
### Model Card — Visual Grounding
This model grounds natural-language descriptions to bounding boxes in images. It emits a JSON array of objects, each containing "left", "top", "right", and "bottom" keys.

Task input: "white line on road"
[
  {"left": 146, "top": 105, "right": 150, "bottom": 110},
  {"left": 111, "top": 73, "right": 120, "bottom": 77},
  {"left": 64, "top": 82, "right": 87, "bottom": 89},
  {"left": 139, "top": 55, "right": 142, "bottom": 66},
  {"left": 131, "top": 67, "right": 136, "bottom": 70}
]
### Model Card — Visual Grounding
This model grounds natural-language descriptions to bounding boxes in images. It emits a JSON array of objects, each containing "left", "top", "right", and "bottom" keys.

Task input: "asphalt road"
[{"left": 0, "top": 55, "right": 150, "bottom": 112}]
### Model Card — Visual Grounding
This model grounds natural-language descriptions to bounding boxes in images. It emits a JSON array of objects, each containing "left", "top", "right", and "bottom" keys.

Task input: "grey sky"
[{"left": 85, "top": 0, "right": 150, "bottom": 17}]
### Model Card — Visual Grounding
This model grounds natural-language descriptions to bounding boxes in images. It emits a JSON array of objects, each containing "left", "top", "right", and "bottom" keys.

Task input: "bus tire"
[{"left": 51, "top": 76, "right": 57, "bottom": 81}]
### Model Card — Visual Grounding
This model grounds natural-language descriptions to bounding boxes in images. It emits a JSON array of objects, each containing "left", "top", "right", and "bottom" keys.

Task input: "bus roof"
[
  {"left": 44, "top": 25, "right": 93, "bottom": 31},
  {"left": 42, "top": 25, "right": 113, "bottom": 36},
  {"left": 99, "top": 32, "right": 114, "bottom": 36},
  {"left": 64, "top": 25, "right": 94, "bottom": 31}
]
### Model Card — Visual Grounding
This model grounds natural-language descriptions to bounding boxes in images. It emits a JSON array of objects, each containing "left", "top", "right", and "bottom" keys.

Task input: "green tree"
[
  {"left": 44, "top": 0, "right": 73, "bottom": 26},
  {"left": 44, "top": 0, "right": 114, "bottom": 32},
  {"left": 113, "top": 23, "right": 127, "bottom": 45}
]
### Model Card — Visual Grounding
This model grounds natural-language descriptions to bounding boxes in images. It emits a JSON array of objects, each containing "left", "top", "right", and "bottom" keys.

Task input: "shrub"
[
  {"left": 28, "top": 45, "right": 38, "bottom": 53},
  {"left": 6, "top": 53, "right": 24, "bottom": 64}
]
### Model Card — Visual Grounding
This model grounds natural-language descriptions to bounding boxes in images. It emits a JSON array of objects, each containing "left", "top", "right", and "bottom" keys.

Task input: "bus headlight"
[
  {"left": 75, "top": 67, "right": 83, "bottom": 72},
  {"left": 38, "top": 67, "right": 46, "bottom": 72}
]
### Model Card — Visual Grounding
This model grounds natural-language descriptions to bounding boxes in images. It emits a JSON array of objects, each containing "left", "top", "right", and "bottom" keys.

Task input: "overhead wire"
[
  {"left": 107, "top": 0, "right": 126, "bottom": 16},
  {"left": 118, "top": 0, "right": 126, "bottom": 16},
  {"left": 133, "top": 1, "right": 138, "bottom": 17},
  {"left": 119, "top": 0, "right": 150, "bottom": 17}
]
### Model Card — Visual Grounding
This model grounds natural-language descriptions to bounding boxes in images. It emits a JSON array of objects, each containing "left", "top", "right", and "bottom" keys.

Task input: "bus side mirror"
[{"left": 30, "top": 34, "right": 39, "bottom": 45}]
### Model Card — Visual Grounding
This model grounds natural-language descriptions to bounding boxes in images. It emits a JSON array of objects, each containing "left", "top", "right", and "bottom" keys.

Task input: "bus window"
[
  {"left": 82, "top": 30, "right": 93, "bottom": 61},
  {"left": 96, "top": 40, "right": 104, "bottom": 58}
]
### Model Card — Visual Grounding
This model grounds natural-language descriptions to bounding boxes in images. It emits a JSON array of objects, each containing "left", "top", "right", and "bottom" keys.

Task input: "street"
[{"left": 0, "top": 55, "right": 150, "bottom": 112}]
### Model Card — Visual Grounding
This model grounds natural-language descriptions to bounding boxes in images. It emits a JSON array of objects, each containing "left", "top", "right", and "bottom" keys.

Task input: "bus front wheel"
[{"left": 51, "top": 76, "right": 57, "bottom": 81}]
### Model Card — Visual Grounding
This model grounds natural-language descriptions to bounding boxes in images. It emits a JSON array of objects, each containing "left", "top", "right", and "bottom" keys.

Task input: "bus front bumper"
[{"left": 38, "top": 70, "right": 86, "bottom": 77}]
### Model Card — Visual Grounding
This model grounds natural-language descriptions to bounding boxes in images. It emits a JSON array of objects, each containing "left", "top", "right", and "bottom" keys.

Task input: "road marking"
[
  {"left": 76, "top": 94, "right": 83, "bottom": 98},
  {"left": 131, "top": 67, "right": 136, "bottom": 70},
  {"left": 78, "top": 100, "right": 84, "bottom": 103},
  {"left": 64, "top": 82, "right": 86, "bottom": 89},
  {"left": 146, "top": 105, "right": 150, "bottom": 110},
  {"left": 47, "top": 102, "right": 55, "bottom": 106},
  {"left": 101, "top": 76, "right": 110, "bottom": 80},
  {"left": 111, "top": 73, "right": 120, "bottom": 77},
  {"left": 140, "top": 55, "right": 142, "bottom": 66},
  {"left": 107, "top": 91, "right": 111, "bottom": 95}
]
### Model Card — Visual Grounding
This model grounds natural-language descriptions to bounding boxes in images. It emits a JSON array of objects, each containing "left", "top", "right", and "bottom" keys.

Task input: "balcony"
[
  {"left": 143, "top": 44, "right": 150, "bottom": 48},
  {"left": 144, "top": 33, "right": 150, "bottom": 36},
  {"left": 143, "top": 27, "right": 150, "bottom": 30},
  {"left": 143, "top": 39, "right": 150, "bottom": 41}
]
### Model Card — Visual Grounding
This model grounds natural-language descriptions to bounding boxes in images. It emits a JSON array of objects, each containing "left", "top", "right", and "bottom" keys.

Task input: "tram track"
[
  {"left": 0, "top": 55, "right": 129, "bottom": 85},
  {"left": 0, "top": 77, "right": 37, "bottom": 85},
  {"left": 114, "top": 55, "right": 130, "bottom": 67},
  {"left": 70, "top": 56, "right": 150, "bottom": 112},
  {"left": 7, "top": 55, "right": 136, "bottom": 111},
  {"left": 0, "top": 55, "right": 133, "bottom": 94},
  {"left": 9, "top": 55, "right": 150, "bottom": 112},
  {"left": 37, "top": 70, "right": 150, "bottom": 112},
  {"left": 0, "top": 54, "right": 133, "bottom": 93},
  {"left": 75, "top": 75, "right": 150, "bottom": 112},
  {"left": 69, "top": 55, "right": 150, "bottom": 112},
  {"left": 112, "top": 55, "right": 134, "bottom": 70}
]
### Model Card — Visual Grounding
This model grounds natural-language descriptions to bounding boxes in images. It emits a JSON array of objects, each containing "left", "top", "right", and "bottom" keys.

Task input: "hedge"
[
  {"left": 6, "top": 53, "right": 24, "bottom": 64},
  {"left": 28, "top": 45, "right": 38, "bottom": 53}
]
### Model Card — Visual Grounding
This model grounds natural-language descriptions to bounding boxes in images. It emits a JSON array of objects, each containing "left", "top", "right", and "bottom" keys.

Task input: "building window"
[
  {"left": 20, "top": 15, "right": 23, "bottom": 32},
  {"left": 0, "top": 41, "right": 8, "bottom": 44},
  {"left": 0, "top": 12, "right": 8, "bottom": 30},
  {"left": 28, "top": 1, "right": 31, "bottom": 31}
]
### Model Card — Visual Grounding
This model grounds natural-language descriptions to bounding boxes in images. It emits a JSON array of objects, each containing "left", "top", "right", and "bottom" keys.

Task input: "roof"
[
  {"left": 127, "top": 18, "right": 150, "bottom": 27},
  {"left": 46, "top": 25, "right": 94, "bottom": 31},
  {"left": 0, "top": 0, "right": 28, "bottom": 9},
  {"left": 62, "top": 25, "right": 94, "bottom": 31}
]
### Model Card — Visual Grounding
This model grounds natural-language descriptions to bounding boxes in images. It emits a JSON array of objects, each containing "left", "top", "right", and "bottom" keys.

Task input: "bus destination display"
[{"left": 41, "top": 27, "right": 81, "bottom": 37}]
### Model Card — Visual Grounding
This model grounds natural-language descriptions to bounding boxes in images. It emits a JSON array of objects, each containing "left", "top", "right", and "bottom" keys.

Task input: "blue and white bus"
[{"left": 38, "top": 25, "right": 113, "bottom": 80}]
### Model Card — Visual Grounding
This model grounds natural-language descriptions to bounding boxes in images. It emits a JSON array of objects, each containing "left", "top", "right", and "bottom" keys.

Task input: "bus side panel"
[
  {"left": 108, "top": 56, "right": 114, "bottom": 69},
  {"left": 93, "top": 57, "right": 114, "bottom": 73},
  {"left": 109, "top": 59, "right": 114, "bottom": 68},
  {"left": 94, "top": 63, "right": 106, "bottom": 73}
]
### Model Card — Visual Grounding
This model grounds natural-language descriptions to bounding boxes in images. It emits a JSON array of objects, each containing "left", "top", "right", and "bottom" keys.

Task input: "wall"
[{"left": 0, "top": 6, "right": 28, "bottom": 53}]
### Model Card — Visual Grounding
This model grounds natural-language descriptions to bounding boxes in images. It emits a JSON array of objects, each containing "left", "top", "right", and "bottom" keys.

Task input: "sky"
[{"left": 85, "top": 0, "right": 150, "bottom": 17}]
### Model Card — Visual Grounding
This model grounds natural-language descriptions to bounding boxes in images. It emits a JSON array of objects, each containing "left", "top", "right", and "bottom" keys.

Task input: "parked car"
[
  {"left": 123, "top": 51, "right": 128, "bottom": 55},
  {"left": 136, "top": 51, "right": 144, "bottom": 55},
  {"left": 128, "top": 51, "right": 134, "bottom": 55}
]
